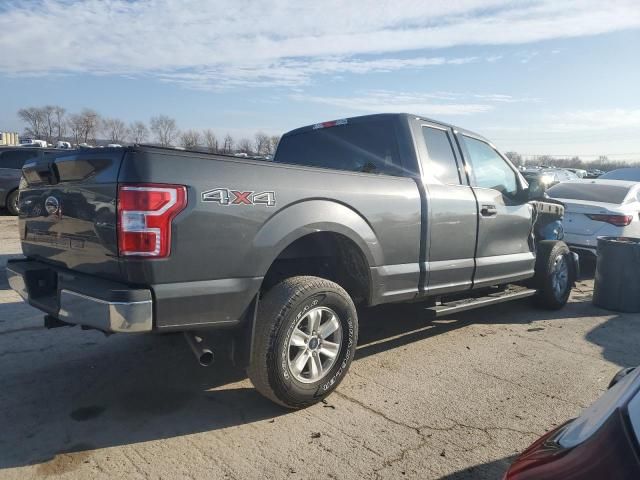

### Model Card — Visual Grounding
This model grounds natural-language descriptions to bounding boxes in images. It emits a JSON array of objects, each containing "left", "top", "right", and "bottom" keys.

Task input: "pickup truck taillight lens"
[
  {"left": 118, "top": 184, "right": 187, "bottom": 257},
  {"left": 586, "top": 214, "right": 633, "bottom": 227}
]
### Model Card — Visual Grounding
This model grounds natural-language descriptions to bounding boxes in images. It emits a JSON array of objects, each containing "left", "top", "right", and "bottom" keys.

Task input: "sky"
[{"left": 0, "top": 0, "right": 639, "bottom": 160}]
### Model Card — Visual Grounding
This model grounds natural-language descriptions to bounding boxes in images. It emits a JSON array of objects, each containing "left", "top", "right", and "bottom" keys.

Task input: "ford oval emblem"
[{"left": 44, "top": 196, "right": 60, "bottom": 216}]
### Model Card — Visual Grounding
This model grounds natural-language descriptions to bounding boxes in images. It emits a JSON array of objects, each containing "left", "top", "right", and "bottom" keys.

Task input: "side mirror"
[{"left": 526, "top": 178, "right": 547, "bottom": 200}]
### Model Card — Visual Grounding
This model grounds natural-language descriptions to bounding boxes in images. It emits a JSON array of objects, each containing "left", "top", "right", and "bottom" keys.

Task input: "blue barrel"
[{"left": 593, "top": 236, "right": 640, "bottom": 313}]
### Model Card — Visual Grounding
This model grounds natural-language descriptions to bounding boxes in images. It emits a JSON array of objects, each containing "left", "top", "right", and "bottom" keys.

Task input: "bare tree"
[
  {"left": 203, "top": 129, "right": 218, "bottom": 153},
  {"left": 67, "top": 114, "right": 84, "bottom": 146},
  {"left": 222, "top": 133, "right": 234, "bottom": 153},
  {"left": 179, "top": 129, "right": 202, "bottom": 149},
  {"left": 79, "top": 109, "right": 100, "bottom": 144},
  {"left": 150, "top": 115, "right": 178, "bottom": 147},
  {"left": 253, "top": 132, "right": 270, "bottom": 156},
  {"left": 268, "top": 135, "right": 281, "bottom": 156},
  {"left": 237, "top": 138, "right": 252, "bottom": 154},
  {"left": 505, "top": 151, "right": 523, "bottom": 167},
  {"left": 53, "top": 106, "right": 66, "bottom": 140},
  {"left": 17, "top": 107, "right": 46, "bottom": 139},
  {"left": 41, "top": 106, "right": 58, "bottom": 144},
  {"left": 102, "top": 118, "right": 128, "bottom": 144},
  {"left": 129, "top": 121, "right": 149, "bottom": 144}
]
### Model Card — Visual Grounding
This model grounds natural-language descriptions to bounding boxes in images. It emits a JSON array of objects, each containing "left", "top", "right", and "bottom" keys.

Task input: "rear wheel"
[
  {"left": 6, "top": 190, "right": 19, "bottom": 216},
  {"left": 534, "top": 241, "right": 573, "bottom": 309},
  {"left": 247, "top": 276, "right": 358, "bottom": 409}
]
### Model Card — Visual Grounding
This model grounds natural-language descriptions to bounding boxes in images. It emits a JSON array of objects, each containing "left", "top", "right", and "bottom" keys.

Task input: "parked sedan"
[
  {"left": 565, "top": 168, "right": 588, "bottom": 178},
  {"left": 599, "top": 167, "right": 640, "bottom": 182},
  {"left": 523, "top": 169, "right": 578, "bottom": 188},
  {"left": 547, "top": 180, "right": 640, "bottom": 256},
  {"left": 504, "top": 367, "right": 640, "bottom": 479}
]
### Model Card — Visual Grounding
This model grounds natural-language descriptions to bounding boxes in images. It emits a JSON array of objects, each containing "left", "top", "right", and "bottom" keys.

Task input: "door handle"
[{"left": 481, "top": 204, "right": 498, "bottom": 216}]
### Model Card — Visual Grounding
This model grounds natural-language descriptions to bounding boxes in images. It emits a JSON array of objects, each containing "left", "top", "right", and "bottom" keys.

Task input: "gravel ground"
[{"left": 1, "top": 212, "right": 638, "bottom": 480}]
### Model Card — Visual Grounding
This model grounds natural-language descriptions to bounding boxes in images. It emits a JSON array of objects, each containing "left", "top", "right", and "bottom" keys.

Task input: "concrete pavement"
[{"left": 0, "top": 213, "right": 637, "bottom": 479}]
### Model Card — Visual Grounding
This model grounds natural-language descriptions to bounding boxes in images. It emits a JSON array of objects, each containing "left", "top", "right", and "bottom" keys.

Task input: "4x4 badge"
[{"left": 202, "top": 188, "right": 276, "bottom": 207}]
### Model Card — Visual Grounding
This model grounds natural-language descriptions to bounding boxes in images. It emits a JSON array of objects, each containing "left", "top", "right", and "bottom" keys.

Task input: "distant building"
[{"left": 0, "top": 132, "right": 20, "bottom": 146}]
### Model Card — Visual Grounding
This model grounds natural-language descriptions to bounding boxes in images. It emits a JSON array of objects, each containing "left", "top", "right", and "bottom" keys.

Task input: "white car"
[
  {"left": 599, "top": 168, "right": 640, "bottom": 182},
  {"left": 547, "top": 180, "right": 640, "bottom": 256},
  {"left": 20, "top": 139, "right": 48, "bottom": 148}
]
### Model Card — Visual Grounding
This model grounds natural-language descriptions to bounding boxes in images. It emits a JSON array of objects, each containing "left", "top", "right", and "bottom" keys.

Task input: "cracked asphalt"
[{"left": 1, "top": 212, "right": 639, "bottom": 479}]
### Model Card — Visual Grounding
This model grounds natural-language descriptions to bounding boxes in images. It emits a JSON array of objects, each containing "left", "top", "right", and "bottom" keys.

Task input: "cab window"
[
  {"left": 275, "top": 119, "right": 405, "bottom": 176},
  {"left": 421, "top": 126, "right": 461, "bottom": 185},
  {"left": 462, "top": 136, "right": 518, "bottom": 197}
]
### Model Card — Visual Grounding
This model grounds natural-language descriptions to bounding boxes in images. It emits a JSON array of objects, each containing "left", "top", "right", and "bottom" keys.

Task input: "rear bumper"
[
  {"left": 6, "top": 258, "right": 263, "bottom": 333},
  {"left": 7, "top": 258, "right": 153, "bottom": 333}
]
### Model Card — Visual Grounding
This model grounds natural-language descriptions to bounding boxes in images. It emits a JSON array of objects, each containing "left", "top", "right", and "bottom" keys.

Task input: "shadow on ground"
[
  {"left": 0, "top": 254, "right": 610, "bottom": 471},
  {"left": 437, "top": 456, "right": 517, "bottom": 480},
  {"left": 585, "top": 312, "right": 640, "bottom": 368}
]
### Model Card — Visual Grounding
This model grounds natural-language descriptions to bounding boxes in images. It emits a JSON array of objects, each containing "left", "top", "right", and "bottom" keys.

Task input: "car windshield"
[{"left": 547, "top": 182, "right": 633, "bottom": 204}]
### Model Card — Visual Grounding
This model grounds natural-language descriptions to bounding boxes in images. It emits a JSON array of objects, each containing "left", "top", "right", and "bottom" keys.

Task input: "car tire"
[
  {"left": 534, "top": 240, "right": 573, "bottom": 310},
  {"left": 6, "top": 189, "right": 19, "bottom": 216},
  {"left": 247, "top": 276, "right": 358, "bottom": 409}
]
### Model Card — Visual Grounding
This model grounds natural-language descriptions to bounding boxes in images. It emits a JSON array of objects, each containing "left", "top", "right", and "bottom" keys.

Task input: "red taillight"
[
  {"left": 118, "top": 184, "right": 187, "bottom": 258},
  {"left": 586, "top": 214, "right": 633, "bottom": 227}
]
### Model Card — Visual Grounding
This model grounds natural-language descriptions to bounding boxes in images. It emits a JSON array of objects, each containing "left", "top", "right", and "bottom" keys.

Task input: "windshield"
[{"left": 547, "top": 182, "right": 632, "bottom": 204}]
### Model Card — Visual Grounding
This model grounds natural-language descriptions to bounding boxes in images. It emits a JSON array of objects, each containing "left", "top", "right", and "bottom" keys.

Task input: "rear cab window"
[
  {"left": 274, "top": 118, "right": 405, "bottom": 176},
  {"left": 420, "top": 126, "right": 462, "bottom": 185}
]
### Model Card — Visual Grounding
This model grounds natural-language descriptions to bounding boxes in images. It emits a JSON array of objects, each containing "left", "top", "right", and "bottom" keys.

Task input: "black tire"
[
  {"left": 6, "top": 189, "right": 19, "bottom": 216},
  {"left": 247, "top": 276, "right": 358, "bottom": 409},
  {"left": 534, "top": 240, "right": 573, "bottom": 309}
]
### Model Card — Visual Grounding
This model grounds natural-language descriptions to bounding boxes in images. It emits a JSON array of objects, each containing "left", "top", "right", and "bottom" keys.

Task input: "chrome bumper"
[
  {"left": 7, "top": 261, "right": 153, "bottom": 333},
  {"left": 58, "top": 290, "right": 152, "bottom": 333}
]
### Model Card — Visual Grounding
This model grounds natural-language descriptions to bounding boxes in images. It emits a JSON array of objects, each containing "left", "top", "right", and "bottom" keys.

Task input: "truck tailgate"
[{"left": 19, "top": 149, "right": 125, "bottom": 279}]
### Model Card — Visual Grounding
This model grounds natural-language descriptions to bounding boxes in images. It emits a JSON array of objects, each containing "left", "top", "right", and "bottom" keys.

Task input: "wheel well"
[{"left": 261, "top": 232, "right": 371, "bottom": 305}]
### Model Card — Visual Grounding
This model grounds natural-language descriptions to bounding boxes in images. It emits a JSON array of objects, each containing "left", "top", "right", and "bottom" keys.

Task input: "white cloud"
[
  {"left": 155, "top": 55, "right": 488, "bottom": 90},
  {"left": 549, "top": 109, "right": 640, "bottom": 131},
  {"left": 0, "top": 0, "right": 638, "bottom": 89},
  {"left": 289, "top": 89, "right": 541, "bottom": 116},
  {"left": 480, "top": 108, "right": 640, "bottom": 156}
]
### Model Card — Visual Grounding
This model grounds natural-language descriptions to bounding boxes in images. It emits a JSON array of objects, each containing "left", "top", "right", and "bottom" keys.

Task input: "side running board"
[{"left": 425, "top": 288, "right": 537, "bottom": 318}]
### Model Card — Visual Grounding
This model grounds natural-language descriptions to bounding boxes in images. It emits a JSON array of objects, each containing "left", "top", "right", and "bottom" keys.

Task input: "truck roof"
[{"left": 282, "top": 113, "right": 490, "bottom": 143}]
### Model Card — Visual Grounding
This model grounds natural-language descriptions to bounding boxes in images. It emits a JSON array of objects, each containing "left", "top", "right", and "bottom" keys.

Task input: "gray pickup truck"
[{"left": 7, "top": 113, "right": 577, "bottom": 408}]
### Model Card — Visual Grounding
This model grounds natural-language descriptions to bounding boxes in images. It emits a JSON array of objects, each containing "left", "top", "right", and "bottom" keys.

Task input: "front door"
[{"left": 457, "top": 134, "right": 535, "bottom": 288}]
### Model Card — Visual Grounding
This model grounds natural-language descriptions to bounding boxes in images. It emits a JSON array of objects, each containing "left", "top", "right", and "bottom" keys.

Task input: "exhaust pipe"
[{"left": 184, "top": 332, "right": 215, "bottom": 366}]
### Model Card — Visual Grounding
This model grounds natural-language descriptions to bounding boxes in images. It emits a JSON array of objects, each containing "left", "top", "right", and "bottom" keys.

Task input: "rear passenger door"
[
  {"left": 458, "top": 135, "right": 535, "bottom": 288},
  {"left": 412, "top": 121, "right": 478, "bottom": 295}
]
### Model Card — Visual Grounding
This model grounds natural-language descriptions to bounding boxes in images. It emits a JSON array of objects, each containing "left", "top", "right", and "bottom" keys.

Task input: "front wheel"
[
  {"left": 534, "top": 241, "right": 574, "bottom": 309},
  {"left": 247, "top": 276, "right": 358, "bottom": 409}
]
